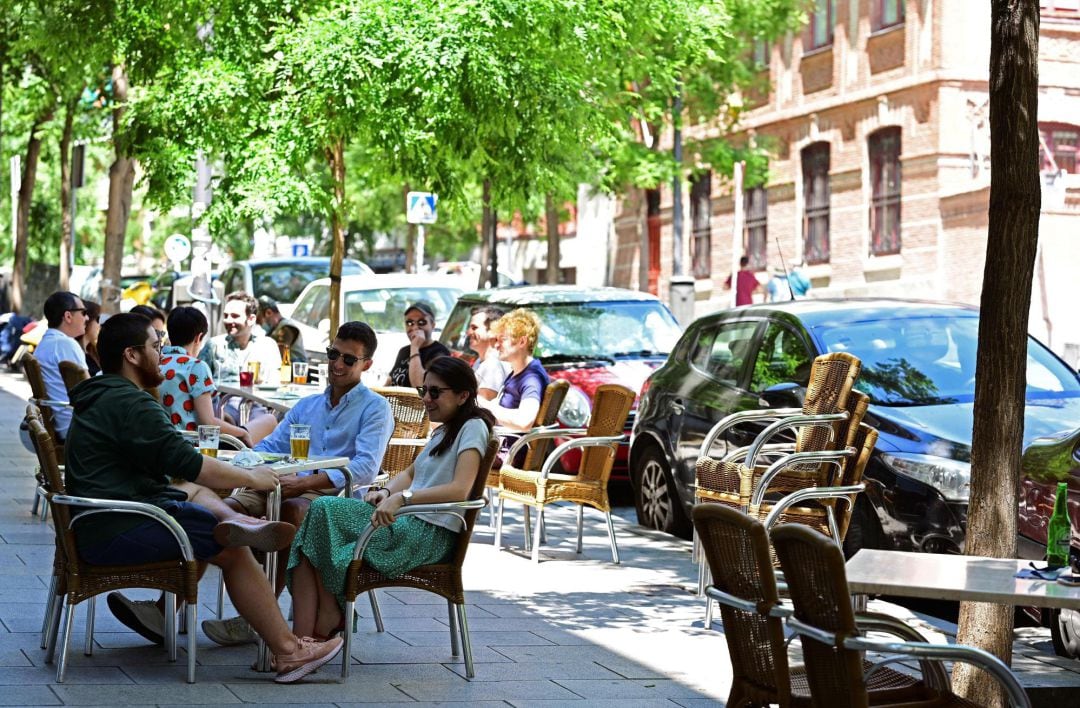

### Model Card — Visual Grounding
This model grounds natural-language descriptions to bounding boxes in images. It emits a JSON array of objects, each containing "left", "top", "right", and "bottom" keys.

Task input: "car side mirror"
[{"left": 758, "top": 382, "right": 805, "bottom": 408}]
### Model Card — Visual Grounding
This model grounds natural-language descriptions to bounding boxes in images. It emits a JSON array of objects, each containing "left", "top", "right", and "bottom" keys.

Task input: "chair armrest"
[
  {"left": 761, "top": 483, "right": 864, "bottom": 529},
  {"left": 853, "top": 612, "right": 950, "bottom": 691},
  {"left": 749, "top": 448, "right": 853, "bottom": 509},
  {"left": 504, "top": 427, "right": 588, "bottom": 463},
  {"left": 743, "top": 412, "right": 848, "bottom": 469},
  {"left": 721, "top": 442, "right": 795, "bottom": 464},
  {"left": 538, "top": 434, "right": 626, "bottom": 479},
  {"left": 32, "top": 398, "right": 72, "bottom": 409},
  {"left": 786, "top": 618, "right": 1031, "bottom": 708},
  {"left": 350, "top": 499, "right": 487, "bottom": 561},
  {"left": 698, "top": 408, "right": 802, "bottom": 459},
  {"left": 705, "top": 585, "right": 792, "bottom": 619},
  {"left": 51, "top": 494, "right": 197, "bottom": 561}
]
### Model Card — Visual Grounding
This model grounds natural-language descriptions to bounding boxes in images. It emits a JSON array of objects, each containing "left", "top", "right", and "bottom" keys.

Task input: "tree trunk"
[
  {"left": 12, "top": 107, "right": 53, "bottom": 313},
  {"left": 637, "top": 188, "right": 649, "bottom": 292},
  {"left": 478, "top": 179, "right": 493, "bottom": 289},
  {"left": 102, "top": 63, "right": 135, "bottom": 314},
  {"left": 545, "top": 194, "right": 560, "bottom": 285},
  {"left": 59, "top": 97, "right": 77, "bottom": 291},
  {"left": 952, "top": 2, "right": 1041, "bottom": 706},
  {"left": 326, "top": 139, "right": 346, "bottom": 340}
]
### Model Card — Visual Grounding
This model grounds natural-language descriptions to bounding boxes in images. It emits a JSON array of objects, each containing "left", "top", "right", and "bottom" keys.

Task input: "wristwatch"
[{"left": 401, "top": 489, "right": 414, "bottom": 506}]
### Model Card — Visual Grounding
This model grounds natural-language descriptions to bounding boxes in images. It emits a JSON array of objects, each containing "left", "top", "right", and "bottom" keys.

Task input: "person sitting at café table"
[
  {"left": 64, "top": 313, "right": 342, "bottom": 683},
  {"left": 467, "top": 305, "right": 509, "bottom": 401},
  {"left": 130, "top": 304, "right": 167, "bottom": 343},
  {"left": 385, "top": 300, "right": 450, "bottom": 387},
  {"left": 76, "top": 299, "right": 102, "bottom": 376},
  {"left": 287, "top": 355, "right": 493, "bottom": 641},
  {"left": 256, "top": 294, "right": 307, "bottom": 364},
  {"left": 160, "top": 306, "right": 277, "bottom": 446},
  {"left": 35, "top": 290, "right": 90, "bottom": 440},
  {"left": 198, "top": 291, "right": 281, "bottom": 384},
  {"left": 201, "top": 320, "right": 394, "bottom": 647},
  {"left": 477, "top": 307, "right": 550, "bottom": 431}
]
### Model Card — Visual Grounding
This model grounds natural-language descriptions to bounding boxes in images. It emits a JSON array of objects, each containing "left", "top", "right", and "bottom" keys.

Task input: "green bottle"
[{"left": 1047, "top": 482, "right": 1072, "bottom": 568}]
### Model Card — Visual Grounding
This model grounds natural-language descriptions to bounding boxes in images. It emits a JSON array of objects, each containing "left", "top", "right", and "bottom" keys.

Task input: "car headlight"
[
  {"left": 557, "top": 386, "right": 591, "bottom": 428},
  {"left": 880, "top": 452, "right": 971, "bottom": 502}
]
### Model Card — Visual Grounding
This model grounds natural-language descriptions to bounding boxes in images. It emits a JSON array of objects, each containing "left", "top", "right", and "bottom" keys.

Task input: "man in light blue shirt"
[
  {"left": 34, "top": 291, "right": 89, "bottom": 439},
  {"left": 203, "top": 321, "right": 394, "bottom": 646}
]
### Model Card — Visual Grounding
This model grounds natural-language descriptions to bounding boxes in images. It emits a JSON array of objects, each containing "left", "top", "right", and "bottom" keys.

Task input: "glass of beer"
[
  {"left": 289, "top": 424, "right": 311, "bottom": 461},
  {"left": 246, "top": 360, "right": 261, "bottom": 384},
  {"left": 198, "top": 425, "right": 220, "bottom": 458},
  {"left": 292, "top": 361, "right": 309, "bottom": 385}
]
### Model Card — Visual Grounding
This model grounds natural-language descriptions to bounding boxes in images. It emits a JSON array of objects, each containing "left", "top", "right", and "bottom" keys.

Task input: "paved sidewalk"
[{"left": 2, "top": 368, "right": 1080, "bottom": 706}]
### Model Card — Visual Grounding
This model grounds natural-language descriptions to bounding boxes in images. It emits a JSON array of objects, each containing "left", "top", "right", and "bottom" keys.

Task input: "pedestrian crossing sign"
[{"left": 406, "top": 191, "right": 438, "bottom": 224}]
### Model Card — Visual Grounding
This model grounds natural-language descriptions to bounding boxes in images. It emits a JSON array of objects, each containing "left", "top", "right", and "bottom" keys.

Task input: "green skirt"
[{"left": 285, "top": 496, "right": 456, "bottom": 610}]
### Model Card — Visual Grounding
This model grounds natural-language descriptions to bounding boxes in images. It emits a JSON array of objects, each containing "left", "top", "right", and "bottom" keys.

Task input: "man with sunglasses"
[
  {"left": 385, "top": 300, "right": 449, "bottom": 387},
  {"left": 203, "top": 320, "right": 394, "bottom": 646},
  {"left": 34, "top": 291, "right": 89, "bottom": 440}
]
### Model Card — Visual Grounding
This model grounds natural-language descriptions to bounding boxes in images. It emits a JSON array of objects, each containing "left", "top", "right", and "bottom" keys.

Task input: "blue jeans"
[{"left": 78, "top": 501, "right": 223, "bottom": 565}]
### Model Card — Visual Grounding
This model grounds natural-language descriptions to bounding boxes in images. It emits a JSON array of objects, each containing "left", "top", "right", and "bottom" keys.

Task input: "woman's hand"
[
  {"left": 371, "top": 492, "right": 404, "bottom": 527},
  {"left": 364, "top": 487, "right": 390, "bottom": 506}
]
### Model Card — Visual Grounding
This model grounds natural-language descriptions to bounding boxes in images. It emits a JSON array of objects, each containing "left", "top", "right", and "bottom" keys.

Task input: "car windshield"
[
  {"left": 251, "top": 261, "right": 366, "bottom": 304},
  {"left": 528, "top": 301, "right": 682, "bottom": 361},
  {"left": 814, "top": 315, "right": 1080, "bottom": 405},
  {"left": 343, "top": 286, "right": 461, "bottom": 332}
]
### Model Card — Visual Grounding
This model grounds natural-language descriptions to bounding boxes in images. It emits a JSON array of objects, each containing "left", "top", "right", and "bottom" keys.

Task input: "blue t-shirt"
[{"left": 498, "top": 358, "right": 550, "bottom": 411}]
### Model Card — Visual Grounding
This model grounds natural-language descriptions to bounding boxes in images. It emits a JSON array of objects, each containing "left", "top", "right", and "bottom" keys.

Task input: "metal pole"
[
  {"left": 731, "top": 161, "right": 745, "bottom": 308},
  {"left": 671, "top": 88, "right": 684, "bottom": 276},
  {"left": 415, "top": 224, "right": 425, "bottom": 273}
]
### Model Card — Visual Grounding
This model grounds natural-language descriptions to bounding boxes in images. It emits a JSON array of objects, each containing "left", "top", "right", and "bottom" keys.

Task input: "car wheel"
[
  {"left": 842, "top": 495, "right": 884, "bottom": 560},
  {"left": 631, "top": 444, "right": 692, "bottom": 539},
  {"left": 1051, "top": 609, "right": 1080, "bottom": 660}
]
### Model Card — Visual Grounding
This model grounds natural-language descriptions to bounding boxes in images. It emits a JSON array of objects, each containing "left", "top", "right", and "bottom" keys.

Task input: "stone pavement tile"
[
  {"left": 490, "top": 645, "right": 670, "bottom": 678},
  {"left": 393, "top": 678, "right": 582, "bottom": 702},
  {"left": 669, "top": 699, "right": 725, "bottom": 707},
  {"left": 443, "top": 617, "right": 576, "bottom": 633},
  {"left": 526, "top": 629, "right": 598, "bottom": 646},
  {"left": 348, "top": 642, "right": 512, "bottom": 666},
  {"left": 391, "top": 630, "right": 555, "bottom": 647},
  {"left": 0, "top": 646, "right": 33, "bottom": 667},
  {"left": 165, "top": 705, "right": 333, "bottom": 708},
  {"left": 119, "top": 664, "right": 275, "bottom": 684},
  {"left": 0, "top": 531, "right": 54, "bottom": 545},
  {"left": 0, "top": 665, "right": 129, "bottom": 684},
  {"left": 318, "top": 662, "right": 459, "bottom": 682},
  {"left": 226, "top": 679, "right": 410, "bottom": 703},
  {"left": 338, "top": 703, "right": 509, "bottom": 708},
  {"left": 50, "top": 683, "right": 241, "bottom": 705},
  {"left": 352, "top": 616, "right": 452, "bottom": 632},
  {"left": 553, "top": 678, "right": 722, "bottom": 701},
  {"left": 0, "top": 685, "right": 62, "bottom": 705},
  {"left": 354, "top": 601, "right": 498, "bottom": 620},
  {"left": 445, "top": 660, "right": 624, "bottom": 682},
  {"left": 510, "top": 700, "right": 681, "bottom": 708},
  {"left": 384, "top": 589, "right": 468, "bottom": 605}
]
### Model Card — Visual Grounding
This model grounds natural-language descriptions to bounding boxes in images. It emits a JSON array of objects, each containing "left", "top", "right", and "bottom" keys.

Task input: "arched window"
[
  {"left": 1040, "top": 123, "right": 1079, "bottom": 174},
  {"left": 744, "top": 187, "right": 768, "bottom": 271},
  {"left": 802, "top": 142, "right": 831, "bottom": 264},
  {"left": 869, "top": 127, "right": 902, "bottom": 256}
]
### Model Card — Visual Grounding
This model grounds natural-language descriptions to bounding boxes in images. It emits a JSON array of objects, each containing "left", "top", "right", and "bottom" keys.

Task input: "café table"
[
  {"left": 217, "top": 382, "right": 323, "bottom": 421},
  {"left": 845, "top": 548, "right": 1080, "bottom": 612},
  {"left": 218, "top": 450, "right": 352, "bottom": 671}
]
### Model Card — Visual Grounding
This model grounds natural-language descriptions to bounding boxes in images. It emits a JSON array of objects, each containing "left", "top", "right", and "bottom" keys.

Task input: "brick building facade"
[{"left": 609, "top": 0, "right": 1080, "bottom": 365}]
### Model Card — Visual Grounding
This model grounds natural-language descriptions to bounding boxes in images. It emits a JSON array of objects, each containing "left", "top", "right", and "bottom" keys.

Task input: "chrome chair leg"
[
  {"left": 56, "top": 601, "right": 76, "bottom": 683},
  {"left": 494, "top": 498, "right": 505, "bottom": 549},
  {"left": 604, "top": 512, "right": 620, "bottom": 564},
  {"left": 368, "top": 591, "right": 385, "bottom": 633},
  {"left": 705, "top": 596, "right": 715, "bottom": 628},
  {"left": 44, "top": 594, "right": 64, "bottom": 665},
  {"left": 576, "top": 505, "right": 584, "bottom": 553},
  {"left": 456, "top": 603, "right": 476, "bottom": 679},
  {"left": 41, "top": 573, "right": 58, "bottom": 649},
  {"left": 83, "top": 596, "right": 96, "bottom": 656},
  {"left": 216, "top": 572, "right": 225, "bottom": 619},
  {"left": 539, "top": 509, "right": 547, "bottom": 545},
  {"left": 447, "top": 600, "right": 460, "bottom": 657},
  {"left": 165, "top": 593, "right": 177, "bottom": 662},
  {"left": 523, "top": 506, "right": 532, "bottom": 552},
  {"left": 186, "top": 601, "right": 197, "bottom": 683},
  {"left": 531, "top": 507, "right": 544, "bottom": 563},
  {"left": 341, "top": 599, "right": 356, "bottom": 679}
]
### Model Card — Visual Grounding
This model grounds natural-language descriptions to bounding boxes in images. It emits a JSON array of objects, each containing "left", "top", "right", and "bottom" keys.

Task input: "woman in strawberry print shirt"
[{"left": 160, "top": 307, "right": 277, "bottom": 445}]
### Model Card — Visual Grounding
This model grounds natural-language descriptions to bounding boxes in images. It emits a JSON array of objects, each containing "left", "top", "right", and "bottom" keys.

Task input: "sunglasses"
[
  {"left": 325, "top": 347, "right": 367, "bottom": 367},
  {"left": 67, "top": 307, "right": 87, "bottom": 315},
  {"left": 405, "top": 318, "right": 430, "bottom": 328},
  {"left": 417, "top": 385, "right": 457, "bottom": 400}
]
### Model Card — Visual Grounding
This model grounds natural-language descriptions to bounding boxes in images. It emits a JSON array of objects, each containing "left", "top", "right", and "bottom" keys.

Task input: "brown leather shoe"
[
  {"left": 213, "top": 517, "right": 296, "bottom": 552},
  {"left": 273, "top": 636, "right": 344, "bottom": 683}
]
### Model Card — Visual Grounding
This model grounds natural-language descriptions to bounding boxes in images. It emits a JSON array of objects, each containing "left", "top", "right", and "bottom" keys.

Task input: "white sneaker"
[
  {"left": 202, "top": 615, "right": 257, "bottom": 646},
  {"left": 107, "top": 592, "right": 165, "bottom": 645}
]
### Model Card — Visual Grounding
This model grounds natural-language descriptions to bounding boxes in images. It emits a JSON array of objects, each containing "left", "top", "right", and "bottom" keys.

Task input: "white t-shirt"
[
  {"left": 34, "top": 328, "right": 88, "bottom": 437},
  {"left": 473, "top": 355, "right": 510, "bottom": 394},
  {"left": 410, "top": 417, "right": 490, "bottom": 532}
]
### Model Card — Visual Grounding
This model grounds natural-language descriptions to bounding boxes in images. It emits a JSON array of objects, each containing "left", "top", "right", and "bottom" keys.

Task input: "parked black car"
[{"left": 630, "top": 299, "right": 1080, "bottom": 557}]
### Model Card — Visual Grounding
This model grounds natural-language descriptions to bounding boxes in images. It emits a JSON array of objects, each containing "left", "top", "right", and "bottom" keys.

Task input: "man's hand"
[
  {"left": 372, "top": 492, "right": 404, "bottom": 527},
  {"left": 277, "top": 473, "right": 312, "bottom": 499},
  {"left": 244, "top": 465, "right": 279, "bottom": 491},
  {"left": 407, "top": 327, "right": 427, "bottom": 352}
]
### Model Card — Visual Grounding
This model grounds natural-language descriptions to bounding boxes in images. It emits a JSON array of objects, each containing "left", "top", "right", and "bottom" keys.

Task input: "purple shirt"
[{"left": 498, "top": 358, "right": 550, "bottom": 411}]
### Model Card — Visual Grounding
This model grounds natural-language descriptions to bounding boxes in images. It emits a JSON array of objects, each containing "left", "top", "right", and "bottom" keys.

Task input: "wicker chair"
[
  {"left": 772, "top": 523, "right": 1032, "bottom": 708},
  {"left": 58, "top": 360, "right": 90, "bottom": 394},
  {"left": 28, "top": 416, "right": 200, "bottom": 684},
  {"left": 22, "top": 354, "right": 67, "bottom": 461},
  {"left": 341, "top": 436, "right": 500, "bottom": 679},
  {"left": 372, "top": 386, "right": 430, "bottom": 478},
  {"left": 496, "top": 384, "right": 635, "bottom": 564},
  {"left": 692, "top": 503, "right": 949, "bottom": 707}
]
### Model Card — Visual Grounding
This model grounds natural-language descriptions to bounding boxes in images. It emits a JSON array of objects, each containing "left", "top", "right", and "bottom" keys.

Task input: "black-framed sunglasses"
[
  {"left": 405, "top": 318, "right": 430, "bottom": 328},
  {"left": 67, "top": 307, "right": 86, "bottom": 315},
  {"left": 417, "top": 385, "right": 457, "bottom": 400},
  {"left": 326, "top": 347, "right": 367, "bottom": 367}
]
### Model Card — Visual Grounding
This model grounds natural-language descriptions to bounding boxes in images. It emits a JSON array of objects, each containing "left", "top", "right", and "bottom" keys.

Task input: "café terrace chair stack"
[{"left": 341, "top": 437, "right": 500, "bottom": 679}]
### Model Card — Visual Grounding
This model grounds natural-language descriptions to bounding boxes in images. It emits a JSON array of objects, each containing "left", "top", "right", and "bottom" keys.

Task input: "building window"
[
  {"left": 752, "top": 39, "right": 769, "bottom": 70},
  {"left": 1040, "top": 123, "right": 1079, "bottom": 174},
  {"left": 806, "top": 0, "right": 835, "bottom": 50},
  {"left": 1041, "top": 1, "right": 1080, "bottom": 14},
  {"left": 744, "top": 187, "right": 768, "bottom": 271},
  {"left": 873, "top": 0, "right": 905, "bottom": 31},
  {"left": 690, "top": 171, "right": 712, "bottom": 280},
  {"left": 869, "top": 127, "right": 902, "bottom": 256},
  {"left": 802, "top": 142, "right": 831, "bottom": 264}
]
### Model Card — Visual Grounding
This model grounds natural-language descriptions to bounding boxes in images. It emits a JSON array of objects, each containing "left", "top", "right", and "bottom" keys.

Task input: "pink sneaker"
[{"left": 273, "top": 636, "right": 344, "bottom": 683}]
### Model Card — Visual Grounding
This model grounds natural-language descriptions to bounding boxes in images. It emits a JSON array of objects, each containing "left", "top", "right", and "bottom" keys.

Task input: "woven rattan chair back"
[
  {"left": 692, "top": 503, "right": 791, "bottom": 707},
  {"left": 23, "top": 354, "right": 64, "bottom": 447},
  {"left": 793, "top": 352, "right": 862, "bottom": 459},
  {"left": 27, "top": 416, "right": 80, "bottom": 577},
  {"left": 576, "top": 384, "right": 635, "bottom": 483},
  {"left": 836, "top": 424, "right": 878, "bottom": 541},
  {"left": 449, "top": 436, "right": 501, "bottom": 566},
  {"left": 518, "top": 380, "right": 569, "bottom": 472},
  {"left": 373, "top": 386, "right": 430, "bottom": 476},
  {"left": 772, "top": 524, "right": 869, "bottom": 707},
  {"left": 58, "top": 361, "right": 90, "bottom": 395}
]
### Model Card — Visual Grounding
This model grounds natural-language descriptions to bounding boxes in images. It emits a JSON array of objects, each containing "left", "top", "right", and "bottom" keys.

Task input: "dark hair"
[
  {"left": 425, "top": 355, "right": 494, "bottom": 457},
  {"left": 43, "top": 291, "right": 81, "bottom": 328},
  {"left": 98, "top": 313, "right": 152, "bottom": 374},
  {"left": 257, "top": 295, "right": 280, "bottom": 314},
  {"left": 336, "top": 321, "right": 378, "bottom": 356},
  {"left": 167, "top": 306, "right": 209, "bottom": 347},
  {"left": 225, "top": 291, "right": 258, "bottom": 317},
  {"left": 77, "top": 301, "right": 102, "bottom": 368},
  {"left": 84, "top": 300, "right": 101, "bottom": 323},
  {"left": 130, "top": 304, "right": 166, "bottom": 323},
  {"left": 470, "top": 305, "right": 506, "bottom": 330},
  {"left": 739, "top": 256, "right": 750, "bottom": 268}
]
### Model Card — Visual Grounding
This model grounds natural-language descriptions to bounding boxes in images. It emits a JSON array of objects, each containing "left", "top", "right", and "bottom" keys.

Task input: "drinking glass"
[
  {"left": 292, "top": 361, "right": 309, "bottom": 385},
  {"left": 246, "top": 360, "right": 261, "bottom": 384},
  {"left": 317, "top": 362, "right": 329, "bottom": 386},
  {"left": 198, "top": 425, "right": 220, "bottom": 458},
  {"left": 239, "top": 370, "right": 254, "bottom": 388},
  {"left": 290, "top": 424, "right": 311, "bottom": 461}
]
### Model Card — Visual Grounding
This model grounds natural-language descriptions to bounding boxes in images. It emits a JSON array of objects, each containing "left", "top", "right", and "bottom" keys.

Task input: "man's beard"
[{"left": 136, "top": 353, "right": 165, "bottom": 388}]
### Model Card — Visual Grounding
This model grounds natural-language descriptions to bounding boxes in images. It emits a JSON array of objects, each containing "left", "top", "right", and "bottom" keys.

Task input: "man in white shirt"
[
  {"left": 34, "top": 291, "right": 89, "bottom": 439},
  {"left": 199, "top": 291, "right": 282, "bottom": 383}
]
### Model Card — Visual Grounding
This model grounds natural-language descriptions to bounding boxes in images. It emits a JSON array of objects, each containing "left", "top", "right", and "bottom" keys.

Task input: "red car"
[{"left": 439, "top": 285, "right": 683, "bottom": 479}]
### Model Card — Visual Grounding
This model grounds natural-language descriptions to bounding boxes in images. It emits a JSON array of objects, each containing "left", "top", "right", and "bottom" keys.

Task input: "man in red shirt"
[{"left": 725, "top": 256, "right": 763, "bottom": 306}]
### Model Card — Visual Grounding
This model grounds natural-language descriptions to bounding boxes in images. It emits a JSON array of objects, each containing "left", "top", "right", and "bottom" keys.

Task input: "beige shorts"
[{"left": 227, "top": 488, "right": 332, "bottom": 517}]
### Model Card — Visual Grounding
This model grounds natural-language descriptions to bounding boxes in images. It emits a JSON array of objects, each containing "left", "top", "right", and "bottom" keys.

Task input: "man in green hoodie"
[{"left": 64, "top": 313, "right": 343, "bottom": 684}]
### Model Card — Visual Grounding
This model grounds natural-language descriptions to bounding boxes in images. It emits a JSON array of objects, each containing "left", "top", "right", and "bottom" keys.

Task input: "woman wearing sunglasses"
[{"left": 286, "top": 355, "right": 494, "bottom": 643}]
